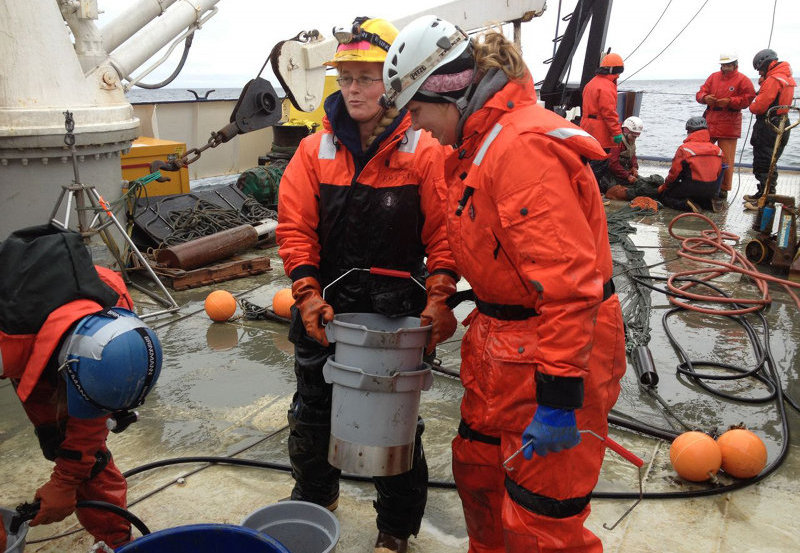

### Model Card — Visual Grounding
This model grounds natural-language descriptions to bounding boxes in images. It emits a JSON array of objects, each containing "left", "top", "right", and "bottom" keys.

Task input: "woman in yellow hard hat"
[{"left": 275, "top": 16, "right": 459, "bottom": 553}]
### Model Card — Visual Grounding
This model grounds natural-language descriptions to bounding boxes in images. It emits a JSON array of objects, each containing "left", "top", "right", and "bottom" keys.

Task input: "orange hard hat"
[
  {"left": 598, "top": 52, "right": 624, "bottom": 75},
  {"left": 601, "top": 53, "right": 624, "bottom": 67}
]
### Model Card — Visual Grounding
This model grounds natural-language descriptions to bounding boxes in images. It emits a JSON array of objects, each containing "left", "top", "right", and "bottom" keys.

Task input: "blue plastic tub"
[{"left": 114, "top": 524, "right": 290, "bottom": 553}]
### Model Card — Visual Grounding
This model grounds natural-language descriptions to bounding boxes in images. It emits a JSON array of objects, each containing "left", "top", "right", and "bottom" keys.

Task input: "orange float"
[
  {"left": 272, "top": 288, "right": 295, "bottom": 319},
  {"left": 669, "top": 431, "right": 722, "bottom": 482},
  {"left": 717, "top": 428, "right": 767, "bottom": 479},
  {"left": 204, "top": 290, "right": 237, "bottom": 322}
]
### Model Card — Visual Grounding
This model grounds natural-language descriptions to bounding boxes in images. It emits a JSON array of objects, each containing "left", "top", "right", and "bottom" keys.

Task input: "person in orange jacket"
[
  {"left": 0, "top": 225, "right": 162, "bottom": 549},
  {"left": 580, "top": 52, "right": 625, "bottom": 186},
  {"left": 657, "top": 117, "right": 724, "bottom": 212},
  {"left": 695, "top": 54, "right": 756, "bottom": 200},
  {"left": 744, "top": 49, "right": 795, "bottom": 203},
  {"left": 382, "top": 17, "right": 626, "bottom": 552},
  {"left": 275, "top": 17, "right": 458, "bottom": 553}
]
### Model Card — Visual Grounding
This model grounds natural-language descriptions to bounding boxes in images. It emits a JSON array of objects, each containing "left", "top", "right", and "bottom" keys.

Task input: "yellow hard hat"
[{"left": 325, "top": 17, "right": 398, "bottom": 66}]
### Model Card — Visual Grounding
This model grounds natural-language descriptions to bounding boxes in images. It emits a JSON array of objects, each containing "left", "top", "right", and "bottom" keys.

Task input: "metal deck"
[{"left": 1, "top": 162, "right": 798, "bottom": 552}]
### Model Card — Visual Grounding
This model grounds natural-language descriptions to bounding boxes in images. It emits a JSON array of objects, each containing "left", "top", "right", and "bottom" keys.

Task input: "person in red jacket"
[
  {"left": 696, "top": 53, "right": 756, "bottom": 200},
  {"left": 276, "top": 17, "right": 458, "bottom": 553},
  {"left": 580, "top": 53, "right": 625, "bottom": 185},
  {"left": 382, "top": 17, "right": 626, "bottom": 552},
  {"left": 657, "top": 117, "right": 724, "bottom": 212},
  {"left": 744, "top": 49, "right": 795, "bottom": 203},
  {"left": 0, "top": 226, "right": 162, "bottom": 549},
  {"left": 603, "top": 116, "right": 666, "bottom": 202}
]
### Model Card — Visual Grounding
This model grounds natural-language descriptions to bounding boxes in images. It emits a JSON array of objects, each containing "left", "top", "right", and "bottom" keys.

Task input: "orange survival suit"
[
  {"left": 580, "top": 73, "right": 622, "bottom": 150},
  {"left": 0, "top": 226, "right": 134, "bottom": 547},
  {"left": 695, "top": 68, "right": 755, "bottom": 193},
  {"left": 276, "top": 92, "right": 457, "bottom": 540},
  {"left": 445, "top": 76, "right": 625, "bottom": 552},
  {"left": 696, "top": 69, "right": 756, "bottom": 139},
  {"left": 659, "top": 129, "right": 723, "bottom": 212},
  {"left": 749, "top": 60, "right": 795, "bottom": 197}
]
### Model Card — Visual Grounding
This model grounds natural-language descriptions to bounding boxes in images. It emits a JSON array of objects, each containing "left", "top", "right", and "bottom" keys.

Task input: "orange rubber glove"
[
  {"left": 704, "top": 94, "right": 717, "bottom": 107},
  {"left": 292, "top": 277, "right": 334, "bottom": 346},
  {"left": 31, "top": 473, "right": 78, "bottom": 526},
  {"left": 420, "top": 273, "right": 458, "bottom": 355},
  {"left": 716, "top": 97, "right": 731, "bottom": 109},
  {"left": 657, "top": 183, "right": 668, "bottom": 195}
]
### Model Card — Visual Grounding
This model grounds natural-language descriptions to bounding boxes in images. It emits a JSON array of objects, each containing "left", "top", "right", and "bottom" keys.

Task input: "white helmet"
[
  {"left": 381, "top": 15, "right": 470, "bottom": 110},
  {"left": 622, "top": 116, "right": 644, "bottom": 134},
  {"left": 719, "top": 53, "right": 738, "bottom": 64}
]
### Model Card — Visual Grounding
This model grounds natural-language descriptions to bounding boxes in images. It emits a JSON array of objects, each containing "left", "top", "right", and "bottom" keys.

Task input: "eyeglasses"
[{"left": 336, "top": 76, "right": 383, "bottom": 88}]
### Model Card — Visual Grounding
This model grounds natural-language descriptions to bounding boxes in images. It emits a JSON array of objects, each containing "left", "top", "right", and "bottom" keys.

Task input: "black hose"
[
  {"left": 75, "top": 501, "right": 151, "bottom": 535},
  {"left": 122, "top": 456, "right": 457, "bottom": 489},
  {"left": 135, "top": 33, "right": 194, "bottom": 89}
]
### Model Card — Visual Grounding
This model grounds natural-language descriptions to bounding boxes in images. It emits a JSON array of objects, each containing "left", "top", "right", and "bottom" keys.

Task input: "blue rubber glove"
[
  {"left": 612, "top": 133, "right": 624, "bottom": 144},
  {"left": 522, "top": 405, "right": 581, "bottom": 459}
]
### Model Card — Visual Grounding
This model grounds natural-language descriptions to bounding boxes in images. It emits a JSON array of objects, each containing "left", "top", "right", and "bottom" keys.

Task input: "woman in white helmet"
[{"left": 382, "top": 16, "right": 625, "bottom": 552}]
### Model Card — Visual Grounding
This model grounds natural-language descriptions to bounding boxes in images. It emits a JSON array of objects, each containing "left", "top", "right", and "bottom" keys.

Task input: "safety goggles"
[{"left": 332, "top": 18, "right": 391, "bottom": 52}]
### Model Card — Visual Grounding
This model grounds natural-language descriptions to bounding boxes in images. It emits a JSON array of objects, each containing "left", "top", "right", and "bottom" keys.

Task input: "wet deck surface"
[{"left": 1, "top": 163, "right": 798, "bottom": 552}]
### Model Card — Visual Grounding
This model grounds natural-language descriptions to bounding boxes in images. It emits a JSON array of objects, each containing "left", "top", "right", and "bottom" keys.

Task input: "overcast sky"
[{"left": 97, "top": 0, "right": 799, "bottom": 88}]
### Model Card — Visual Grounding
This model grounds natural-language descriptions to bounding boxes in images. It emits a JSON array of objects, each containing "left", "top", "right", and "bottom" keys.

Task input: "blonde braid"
[{"left": 366, "top": 107, "right": 400, "bottom": 147}]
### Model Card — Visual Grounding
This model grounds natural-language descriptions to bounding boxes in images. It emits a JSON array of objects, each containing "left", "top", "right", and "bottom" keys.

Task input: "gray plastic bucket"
[
  {"left": 1, "top": 507, "right": 28, "bottom": 553},
  {"left": 242, "top": 500, "right": 340, "bottom": 553},
  {"left": 324, "top": 313, "right": 430, "bottom": 376},
  {"left": 323, "top": 357, "right": 432, "bottom": 476}
]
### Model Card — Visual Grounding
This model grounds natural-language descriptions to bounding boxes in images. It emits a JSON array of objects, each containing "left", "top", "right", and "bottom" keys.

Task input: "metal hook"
[
  {"left": 603, "top": 466, "right": 643, "bottom": 531},
  {"left": 502, "top": 429, "right": 645, "bottom": 530}
]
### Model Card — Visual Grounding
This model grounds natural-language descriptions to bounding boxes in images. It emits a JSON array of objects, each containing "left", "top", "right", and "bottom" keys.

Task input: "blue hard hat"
[{"left": 58, "top": 307, "right": 162, "bottom": 419}]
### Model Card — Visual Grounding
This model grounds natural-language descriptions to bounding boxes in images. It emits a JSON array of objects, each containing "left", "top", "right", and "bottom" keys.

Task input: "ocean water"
[
  {"left": 125, "top": 79, "right": 800, "bottom": 167},
  {"left": 627, "top": 79, "right": 799, "bottom": 167}
]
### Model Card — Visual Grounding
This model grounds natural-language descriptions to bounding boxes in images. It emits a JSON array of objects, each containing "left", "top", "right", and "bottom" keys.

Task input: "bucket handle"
[{"left": 322, "top": 267, "right": 426, "bottom": 300}]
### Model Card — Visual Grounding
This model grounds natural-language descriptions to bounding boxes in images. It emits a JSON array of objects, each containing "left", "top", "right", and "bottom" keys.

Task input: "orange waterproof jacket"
[
  {"left": 695, "top": 70, "right": 756, "bottom": 138},
  {"left": 750, "top": 61, "right": 796, "bottom": 116},
  {"left": 0, "top": 266, "right": 133, "bottom": 401},
  {"left": 664, "top": 129, "right": 723, "bottom": 186},
  {"left": 277, "top": 101, "right": 456, "bottom": 313},
  {"left": 580, "top": 74, "right": 622, "bottom": 149},
  {"left": 445, "top": 76, "right": 611, "bottom": 386}
]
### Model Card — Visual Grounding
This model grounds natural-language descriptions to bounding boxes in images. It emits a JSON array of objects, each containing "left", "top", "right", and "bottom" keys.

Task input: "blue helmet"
[{"left": 58, "top": 308, "right": 162, "bottom": 419}]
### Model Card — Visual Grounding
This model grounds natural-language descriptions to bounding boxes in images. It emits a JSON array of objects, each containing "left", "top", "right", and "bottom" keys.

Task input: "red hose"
[{"left": 665, "top": 212, "right": 800, "bottom": 314}]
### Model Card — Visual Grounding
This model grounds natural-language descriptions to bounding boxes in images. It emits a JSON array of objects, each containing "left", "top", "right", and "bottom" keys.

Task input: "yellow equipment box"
[{"left": 121, "top": 137, "right": 191, "bottom": 196}]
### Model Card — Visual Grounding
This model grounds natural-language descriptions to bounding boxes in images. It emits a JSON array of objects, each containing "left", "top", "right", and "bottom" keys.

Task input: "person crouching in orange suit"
[
  {"left": 382, "top": 18, "right": 626, "bottom": 552},
  {"left": 0, "top": 225, "right": 162, "bottom": 549}
]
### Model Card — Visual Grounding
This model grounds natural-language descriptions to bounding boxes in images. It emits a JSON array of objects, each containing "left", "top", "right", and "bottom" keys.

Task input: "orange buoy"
[
  {"left": 717, "top": 428, "right": 767, "bottom": 479},
  {"left": 669, "top": 431, "right": 722, "bottom": 482},
  {"left": 272, "top": 288, "right": 295, "bottom": 319},
  {"left": 205, "top": 290, "right": 237, "bottom": 322}
]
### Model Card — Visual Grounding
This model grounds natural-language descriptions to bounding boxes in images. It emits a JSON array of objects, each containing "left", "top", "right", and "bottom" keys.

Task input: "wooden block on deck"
[{"left": 154, "top": 256, "right": 271, "bottom": 290}]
